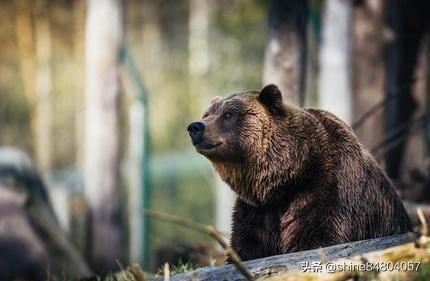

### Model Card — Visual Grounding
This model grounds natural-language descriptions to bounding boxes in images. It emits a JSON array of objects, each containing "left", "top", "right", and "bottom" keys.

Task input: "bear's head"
[{"left": 187, "top": 84, "right": 315, "bottom": 206}]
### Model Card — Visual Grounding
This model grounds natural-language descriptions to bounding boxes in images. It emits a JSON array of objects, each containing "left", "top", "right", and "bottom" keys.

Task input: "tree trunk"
[
  {"left": 14, "top": 0, "right": 35, "bottom": 105},
  {"left": 397, "top": 36, "right": 429, "bottom": 202},
  {"left": 427, "top": 39, "right": 430, "bottom": 182},
  {"left": 263, "top": 0, "right": 308, "bottom": 105},
  {"left": 128, "top": 100, "right": 145, "bottom": 264},
  {"left": 34, "top": 0, "right": 53, "bottom": 173},
  {"left": 384, "top": 0, "right": 427, "bottom": 182},
  {"left": 73, "top": 0, "right": 85, "bottom": 170},
  {"left": 84, "top": 0, "right": 127, "bottom": 273},
  {"left": 188, "top": 0, "right": 210, "bottom": 112},
  {"left": 17, "top": 0, "right": 54, "bottom": 173},
  {"left": 188, "top": 0, "right": 209, "bottom": 78},
  {"left": 351, "top": 0, "right": 385, "bottom": 151},
  {"left": 319, "top": 0, "right": 352, "bottom": 123}
]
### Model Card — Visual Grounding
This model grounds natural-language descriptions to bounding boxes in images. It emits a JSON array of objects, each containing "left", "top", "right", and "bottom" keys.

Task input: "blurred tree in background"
[
  {"left": 0, "top": 0, "right": 428, "bottom": 278},
  {"left": 84, "top": 0, "right": 127, "bottom": 272},
  {"left": 263, "top": 0, "right": 308, "bottom": 105},
  {"left": 0, "top": 0, "right": 270, "bottom": 273}
]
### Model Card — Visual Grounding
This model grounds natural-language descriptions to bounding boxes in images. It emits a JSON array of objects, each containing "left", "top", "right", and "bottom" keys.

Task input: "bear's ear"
[
  {"left": 258, "top": 84, "right": 284, "bottom": 114},
  {"left": 210, "top": 96, "right": 222, "bottom": 105}
]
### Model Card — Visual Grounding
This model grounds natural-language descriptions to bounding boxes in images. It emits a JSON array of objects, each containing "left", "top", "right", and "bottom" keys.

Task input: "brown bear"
[{"left": 187, "top": 84, "right": 412, "bottom": 262}]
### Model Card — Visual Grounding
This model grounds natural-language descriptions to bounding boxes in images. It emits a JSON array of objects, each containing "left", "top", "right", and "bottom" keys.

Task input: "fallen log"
[
  {"left": 165, "top": 232, "right": 417, "bottom": 281},
  {"left": 266, "top": 235, "right": 430, "bottom": 281}
]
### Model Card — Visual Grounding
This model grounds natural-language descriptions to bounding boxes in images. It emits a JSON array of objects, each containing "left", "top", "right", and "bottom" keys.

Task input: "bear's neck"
[{"left": 212, "top": 109, "right": 332, "bottom": 206}]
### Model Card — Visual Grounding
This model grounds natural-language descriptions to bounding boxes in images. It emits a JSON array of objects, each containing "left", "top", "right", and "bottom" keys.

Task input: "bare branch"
[{"left": 144, "top": 210, "right": 254, "bottom": 281}]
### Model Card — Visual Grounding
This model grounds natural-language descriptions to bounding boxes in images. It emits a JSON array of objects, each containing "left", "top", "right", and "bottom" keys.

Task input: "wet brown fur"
[{"left": 190, "top": 84, "right": 412, "bottom": 261}]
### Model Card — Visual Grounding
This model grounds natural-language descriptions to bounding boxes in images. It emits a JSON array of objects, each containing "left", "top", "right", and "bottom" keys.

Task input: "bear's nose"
[
  {"left": 187, "top": 121, "right": 205, "bottom": 134},
  {"left": 187, "top": 122, "right": 205, "bottom": 144}
]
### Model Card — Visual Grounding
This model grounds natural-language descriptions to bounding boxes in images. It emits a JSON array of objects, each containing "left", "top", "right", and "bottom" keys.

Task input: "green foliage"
[
  {"left": 210, "top": 0, "right": 267, "bottom": 92},
  {"left": 413, "top": 262, "right": 430, "bottom": 281},
  {"left": 150, "top": 152, "right": 215, "bottom": 266},
  {"left": 0, "top": 91, "right": 32, "bottom": 152}
]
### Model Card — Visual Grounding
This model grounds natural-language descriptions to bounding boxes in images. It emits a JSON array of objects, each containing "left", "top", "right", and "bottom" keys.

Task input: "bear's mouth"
[{"left": 195, "top": 141, "right": 221, "bottom": 151}]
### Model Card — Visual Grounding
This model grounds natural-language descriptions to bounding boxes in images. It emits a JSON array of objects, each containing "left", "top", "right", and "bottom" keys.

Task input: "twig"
[
  {"left": 144, "top": 210, "right": 254, "bottom": 281},
  {"left": 163, "top": 263, "right": 170, "bottom": 281},
  {"left": 130, "top": 263, "right": 147, "bottom": 281},
  {"left": 370, "top": 112, "right": 428, "bottom": 155},
  {"left": 352, "top": 95, "right": 393, "bottom": 130},
  {"left": 372, "top": 120, "right": 423, "bottom": 159},
  {"left": 417, "top": 208, "right": 428, "bottom": 236},
  {"left": 116, "top": 260, "right": 132, "bottom": 281},
  {"left": 351, "top": 76, "right": 420, "bottom": 130}
]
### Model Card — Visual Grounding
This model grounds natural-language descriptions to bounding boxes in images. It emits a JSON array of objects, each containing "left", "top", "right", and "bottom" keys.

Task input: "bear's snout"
[{"left": 187, "top": 121, "right": 205, "bottom": 145}]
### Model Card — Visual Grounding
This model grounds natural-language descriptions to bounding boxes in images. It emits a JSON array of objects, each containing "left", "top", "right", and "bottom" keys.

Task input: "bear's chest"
[{"left": 249, "top": 207, "right": 284, "bottom": 249}]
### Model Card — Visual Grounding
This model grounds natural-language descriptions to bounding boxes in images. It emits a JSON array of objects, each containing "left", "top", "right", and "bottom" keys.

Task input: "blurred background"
[{"left": 0, "top": 0, "right": 429, "bottom": 280}]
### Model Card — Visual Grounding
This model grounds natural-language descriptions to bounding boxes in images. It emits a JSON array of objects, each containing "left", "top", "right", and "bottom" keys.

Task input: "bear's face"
[
  {"left": 188, "top": 93, "right": 256, "bottom": 161},
  {"left": 187, "top": 85, "right": 301, "bottom": 205},
  {"left": 187, "top": 85, "right": 285, "bottom": 163}
]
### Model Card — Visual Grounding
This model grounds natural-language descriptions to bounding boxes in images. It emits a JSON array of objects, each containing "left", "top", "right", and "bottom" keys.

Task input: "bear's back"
[{"left": 305, "top": 107, "right": 412, "bottom": 239}]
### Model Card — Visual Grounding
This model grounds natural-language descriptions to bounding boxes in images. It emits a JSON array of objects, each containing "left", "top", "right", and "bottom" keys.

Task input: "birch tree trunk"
[
  {"left": 84, "top": 0, "right": 127, "bottom": 272},
  {"left": 263, "top": 0, "right": 308, "bottom": 105},
  {"left": 188, "top": 0, "right": 209, "bottom": 78},
  {"left": 319, "top": 0, "right": 352, "bottom": 123},
  {"left": 74, "top": 0, "right": 85, "bottom": 169},
  {"left": 128, "top": 99, "right": 146, "bottom": 264},
  {"left": 34, "top": 0, "right": 53, "bottom": 173}
]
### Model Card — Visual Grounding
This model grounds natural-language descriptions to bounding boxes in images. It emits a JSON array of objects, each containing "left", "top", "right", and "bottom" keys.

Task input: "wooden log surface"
[{"left": 152, "top": 232, "right": 417, "bottom": 281}]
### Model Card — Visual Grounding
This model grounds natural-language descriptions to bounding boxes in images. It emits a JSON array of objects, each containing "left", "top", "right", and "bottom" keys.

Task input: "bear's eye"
[{"left": 223, "top": 112, "right": 232, "bottom": 119}]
